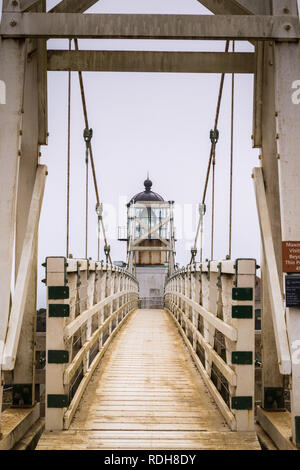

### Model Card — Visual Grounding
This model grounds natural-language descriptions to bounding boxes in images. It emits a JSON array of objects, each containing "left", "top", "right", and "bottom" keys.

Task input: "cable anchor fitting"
[
  {"left": 210, "top": 129, "right": 219, "bottom": 145},
  {"left": 83, "top": 128, "right": 93, "bottom": 148},
  {"left": 104, "top": 244, "right": 111, "bottom": 263},
  {"left": 96, "top": 202, "right": 103, "bottom": 219}
]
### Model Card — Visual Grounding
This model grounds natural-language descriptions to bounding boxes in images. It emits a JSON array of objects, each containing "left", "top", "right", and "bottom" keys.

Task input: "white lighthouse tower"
[{"left": 119, "top": 177, "right": 176, "bottom": 308}]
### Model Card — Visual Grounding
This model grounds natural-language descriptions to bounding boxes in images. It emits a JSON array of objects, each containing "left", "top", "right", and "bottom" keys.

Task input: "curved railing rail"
[
  {"left": 45, "top": 257, "right": 139, "bottom": 431},
  {"left": 165, "top": 258, "right": 256, "bottom": 432}
]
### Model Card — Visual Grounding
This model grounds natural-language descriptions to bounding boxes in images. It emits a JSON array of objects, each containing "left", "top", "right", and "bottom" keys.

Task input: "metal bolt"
[
  {"left": 277, "top": 154, "right": 280, "bottom": 160},
  {"left": 10, "top": 20, "right": 17, "bottom": 27},
  {"left": 284, "top": 24, "right": 291, "bottom": 31},
  {"left": 276, "top": 133, "right": 279, "bottom": 139},
  {"left": 275, "top": 111, "right": 278, "bottom": 117},
  {"left": 12, "top": 0, "right": 19, "bottom": 6},
  {"left": 283, "top": 7, "right": 290, "bottom": 14}
]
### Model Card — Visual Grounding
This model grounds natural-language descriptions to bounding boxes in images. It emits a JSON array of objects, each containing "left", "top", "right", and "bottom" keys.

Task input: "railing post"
[
  {"left": 46, "top": 257, "right": 69, "bottom": 431},
  {"left": 229, "top": 259, "right": 256, "bottom": 431}
]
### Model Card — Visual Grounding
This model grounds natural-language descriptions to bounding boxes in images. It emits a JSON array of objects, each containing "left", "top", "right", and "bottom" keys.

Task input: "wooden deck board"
[{"left": 37, "top": 309, "right": 260, "bottom": 450}]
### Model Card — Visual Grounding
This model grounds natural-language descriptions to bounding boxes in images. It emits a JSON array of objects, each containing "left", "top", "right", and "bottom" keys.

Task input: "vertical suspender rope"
[
  {"left": 211, "top": 147, "right": 216, "bottom": 261},
  {"left": 228, "top": 40, "right": 235, "bottom": 259},
  {"left": 66, "top": 39, "right": 71, "bottom": 258},
  {"left": 210, "top": 130, "right": 219, "bottom": 261},
  {"left": 85, "top": 142, "right": 89, "bottom": 259}
]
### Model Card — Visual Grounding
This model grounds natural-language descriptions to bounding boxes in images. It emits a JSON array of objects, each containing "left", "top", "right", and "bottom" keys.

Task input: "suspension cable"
[
  {"left": 190, "top": 40, "right": 229, "bottom": 264},
  {"left": 201, "top": 40, "right": 230, "bottom": 206},
  {"left": 66, "top": 38, "right": 72, "bottom": 258},
  {"left": 74, "top": 38, "right": 112, "bottom": 264},
  {"left": 228, "top": 41, "right": 235, "bottom": 259}
]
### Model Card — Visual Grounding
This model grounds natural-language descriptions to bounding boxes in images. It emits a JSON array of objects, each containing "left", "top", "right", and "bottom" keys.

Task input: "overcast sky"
[{"left": 2, "top": 0, "right": 291, "bottom": 307}]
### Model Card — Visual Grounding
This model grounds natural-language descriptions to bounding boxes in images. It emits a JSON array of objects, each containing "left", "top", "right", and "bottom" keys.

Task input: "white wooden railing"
[
  {"left": 165, "top": 258, "right": 256, "bottom": 432},
  {"left": 45, "top": 257, "right": 139, "bottom": 431}
]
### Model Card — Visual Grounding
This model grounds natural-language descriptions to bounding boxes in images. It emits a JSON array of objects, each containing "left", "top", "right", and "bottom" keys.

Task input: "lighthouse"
[{"left": 118, "top": 177, "right": 176, "bottom": 309}]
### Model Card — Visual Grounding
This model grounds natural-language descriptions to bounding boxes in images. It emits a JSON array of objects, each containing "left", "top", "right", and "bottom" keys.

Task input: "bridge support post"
[
  {"left": 258, "top": 39, "right": 285, "bottom": 411},
  {"left": 0, "top": 30, "right": 26, "bottom": 433},
  {"left": 45, "top": 257, "right": 69, "bottom": 431}
]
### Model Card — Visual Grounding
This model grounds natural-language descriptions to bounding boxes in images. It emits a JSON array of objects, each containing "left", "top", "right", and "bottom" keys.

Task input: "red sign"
[{"left": 282, "top": 241, "right": 300, "bottom": 273}]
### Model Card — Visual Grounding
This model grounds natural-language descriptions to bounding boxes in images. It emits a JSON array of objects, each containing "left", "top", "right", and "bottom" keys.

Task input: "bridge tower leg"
[
  {"left": 273, "top": 0, "right": 300, "bottom": 447},
  {"left": 255, "top": 0, "right": 300, "bottom": 447},
  {"left": 0, "top": 11, "right": 26, "bottom": 432},
  {"left": 258, "top": 38, "right": 285, "bottom": 410},
  {"left": 13, "top": 0, "right": 47, "bottom": 409},
  {"left": 0, "top": 0, "right": 47, "bottom": 431}
]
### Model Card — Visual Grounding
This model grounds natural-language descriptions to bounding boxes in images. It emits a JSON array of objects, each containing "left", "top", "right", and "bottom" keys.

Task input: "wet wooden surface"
[{"left": 37, "top": 309, "right": 260, "bottom": 450}]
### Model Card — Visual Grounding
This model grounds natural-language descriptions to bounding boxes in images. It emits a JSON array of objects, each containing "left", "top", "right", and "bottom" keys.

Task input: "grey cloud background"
[{"left": 2, "top": 1, "right": 294, "bottom": 307}]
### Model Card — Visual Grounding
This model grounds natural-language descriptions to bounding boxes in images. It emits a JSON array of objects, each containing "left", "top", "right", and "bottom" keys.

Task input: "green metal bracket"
[
  {"left": 232, "top": 287, "right": 253, "bottom": 301},
  {"left": 232, "top": 305, "right": 253, "bottom": 318},
  {"left": 49, "top": 304, "right": 70, "bottom": 318},
  {"left": 232, "top": 351, "right": 253, "bottom": 365},
  {"left": 48, "top": 350, "right": 69, "bottom": 364},
  {"left": 12, "top": 384, "right": 33, "bottom": 407},
  {"left": 263, "top": 387, "right": 285, "bottom": 411},
  {"left": 231, "top": 396, "right": 253, "bottom": 410},
  {"left": 47, "top": 394, "right": 69, "bottom": 408},
  {"left": 295, "top": 416, "right": 300, "bottom": 448},
  {"left": 48, "top": 286, "right": 69, "bottom": 300}
]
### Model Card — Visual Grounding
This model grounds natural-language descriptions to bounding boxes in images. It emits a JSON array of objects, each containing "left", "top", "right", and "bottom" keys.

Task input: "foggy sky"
[{"left": 1, "top": 1, "right": 285, "bottom": 307}]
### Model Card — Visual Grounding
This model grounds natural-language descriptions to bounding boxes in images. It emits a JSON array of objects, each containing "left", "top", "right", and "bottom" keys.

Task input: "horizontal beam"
[
  {"left": 1, "top": 13, "right": 299, "bottom": 40},
  {"left": 47, "top": 50, "right": 256, "bottom": 73}
]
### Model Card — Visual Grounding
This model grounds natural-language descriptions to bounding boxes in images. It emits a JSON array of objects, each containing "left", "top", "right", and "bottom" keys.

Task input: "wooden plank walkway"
[{"left": 37, "top": 309, "right": 260, "bottom": 450}]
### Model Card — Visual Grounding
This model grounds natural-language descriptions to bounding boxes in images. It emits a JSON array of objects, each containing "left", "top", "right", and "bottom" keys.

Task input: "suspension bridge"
[{"left": 0, "top": 0, "right": 300, "bottom": 451}]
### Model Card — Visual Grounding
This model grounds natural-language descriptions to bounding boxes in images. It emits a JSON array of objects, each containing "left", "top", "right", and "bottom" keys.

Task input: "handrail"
[
  {"left": 167, "top": 299, "right": 237, "bottom": 386},
  {"left": 45, "top": 256, "right": 139, "bottom": 431},
  {"left": 166, "top": 291, "right": 237, "bottom": 341},
  {"left": 64, "top": 290, "right": 133, "bottom": 339},
  {"left": 64, "top": 298, "right": 137, "bottom": 385},
  {"left": 164, "top": 257, "right": 256, "bottom": 432}
]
